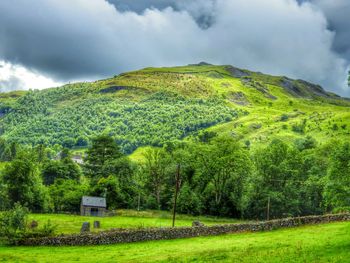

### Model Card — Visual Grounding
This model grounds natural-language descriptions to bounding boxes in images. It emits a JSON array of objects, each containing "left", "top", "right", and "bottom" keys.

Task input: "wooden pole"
[
  {"left": 172, "top": 164, "right": 181, "bottom": 227},
  {"left": 137, "top": 192, "right": 141, "bottom": 211},
  {"left": 267, "top": 196, "right": 270, "bottom": 221}
]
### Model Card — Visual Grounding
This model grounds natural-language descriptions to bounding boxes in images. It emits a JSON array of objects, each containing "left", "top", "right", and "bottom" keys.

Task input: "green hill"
[{"left": 0, "top": 63, "right": 349, "bottom": 153}]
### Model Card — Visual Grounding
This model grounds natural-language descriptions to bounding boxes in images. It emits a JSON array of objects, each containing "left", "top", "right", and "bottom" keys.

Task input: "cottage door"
[{"left": 91, "top": 208, "right": 99, "bottom": 216}]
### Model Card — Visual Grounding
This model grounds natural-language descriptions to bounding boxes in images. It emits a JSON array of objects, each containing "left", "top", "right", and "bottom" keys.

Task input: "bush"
[
  {"left": 292, "top": 122, "right": 305, "bottom": 134},
  {"left": 0, "top": 204, "right": 56, "bottom": 244},
  {"left": 333, "top": 207, "right": 350, "bottom": 214},
  {"left": 294, "top": 136, "right": 317, "bottom": 151},
  {"left": 332, "top": 123, "right": 339, "bottom": 131},
  {"left": 280, "top": 114, "right": 289, "bottom": 122},
  {"left": 0, "top": 203, "right": 28, "bottom": 244},
  {"left": 23, "top": 220, "right": 56, "bottom": 239}
]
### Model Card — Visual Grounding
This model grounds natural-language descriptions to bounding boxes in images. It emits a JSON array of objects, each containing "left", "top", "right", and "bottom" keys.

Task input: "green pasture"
[
  {"left": 0, "top": 221, "right": 348, "bottom": 262},
  {"left": 28, "top": 210, "right": 242, "bottom": 234}
]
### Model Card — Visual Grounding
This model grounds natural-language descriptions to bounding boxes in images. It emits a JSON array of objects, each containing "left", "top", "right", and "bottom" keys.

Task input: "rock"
[
  {"left": 81, "top": 222, "right": 90, "bottom": 233},
  {"left": 229, "top": 91, "right": 249, "bottom": 106},
  {"left": 249, "top": 123, "right": 262, "bottom": 130},
  {"left": 192, "top": 221, "right": 204, "bottom": 227},
  {"left": 226, "top": 66, "right": 251, "bottom": 78},
  {"left": 188, "top": 62, "right": 212, "bottom": 66},
  {"left": 93, "top": 221, "right": 101, "bottom": 229}
]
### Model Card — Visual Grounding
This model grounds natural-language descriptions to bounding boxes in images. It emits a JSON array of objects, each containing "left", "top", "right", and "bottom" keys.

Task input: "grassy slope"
[
  {"left": 28, "top": 210, "right": 242, "bottom": 234},
  {"left": 0, "top": 222, "right": 349, "bottom": 262},
  {"left": 199, "top": 70, "right": 350, "bottom": 145},
  {"left": 0, "top": 64, "right": 350, "bottom": 152}
]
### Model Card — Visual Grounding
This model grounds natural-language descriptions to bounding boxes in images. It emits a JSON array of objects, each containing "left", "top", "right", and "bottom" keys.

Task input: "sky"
[{"left": 0, "top": 0, "right": 349, "bottom": 96}]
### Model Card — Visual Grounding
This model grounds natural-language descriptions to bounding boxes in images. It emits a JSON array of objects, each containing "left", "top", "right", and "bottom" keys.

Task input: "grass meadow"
[
  {"left": 0, "top": 221, "right": 348, "bottom": 262},
  {"left": 27, "top": 210, "right": 243, "bottom": 234}
]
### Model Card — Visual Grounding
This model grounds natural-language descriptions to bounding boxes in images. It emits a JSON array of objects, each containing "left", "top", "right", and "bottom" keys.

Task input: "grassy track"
[
  {"left": 28, "top": 210, "right": 242, "bottom": 234},
  {"left": 0, "top": 222, "right": 349, "bottom": 262}
]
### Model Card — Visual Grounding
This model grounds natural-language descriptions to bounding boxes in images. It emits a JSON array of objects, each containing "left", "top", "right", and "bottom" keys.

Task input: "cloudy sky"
[{"left": 0, "top": 0, "right": 349, "bottom": 96}]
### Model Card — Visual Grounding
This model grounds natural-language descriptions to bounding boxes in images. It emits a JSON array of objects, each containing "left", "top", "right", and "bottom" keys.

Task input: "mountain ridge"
[{"left": 0, "top": 63, "right": 349, "bottom": 153}]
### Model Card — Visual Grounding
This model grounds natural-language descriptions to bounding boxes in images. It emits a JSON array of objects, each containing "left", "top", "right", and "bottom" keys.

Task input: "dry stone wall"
[{"left": 20, "top": 213, "right": 350, "bottom": 246}]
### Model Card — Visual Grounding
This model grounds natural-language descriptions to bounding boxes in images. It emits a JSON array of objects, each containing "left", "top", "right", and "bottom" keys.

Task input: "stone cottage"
[{"left": 80, "top": 196, "right": 106, "bottom": 216}]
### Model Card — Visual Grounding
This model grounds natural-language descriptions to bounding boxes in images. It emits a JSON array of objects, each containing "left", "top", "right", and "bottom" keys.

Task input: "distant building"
[
  {"left": 53, "top": 151, "right": 84, "bottom": 164},
  {"left": 80, "top": 196, "right": 106, "bottom": 216},
  {"left": 72, "top": 154, "right": 84, "bottom": 164}
]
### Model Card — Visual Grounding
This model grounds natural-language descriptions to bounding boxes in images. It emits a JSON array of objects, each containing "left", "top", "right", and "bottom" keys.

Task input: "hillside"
[{"left": 0, "top": 63, "right": 349, "bottom": 153}]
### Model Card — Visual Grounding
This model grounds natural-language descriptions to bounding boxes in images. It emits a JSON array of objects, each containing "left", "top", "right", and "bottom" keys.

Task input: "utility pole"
[
  {"left": 172, "top": 164, "right": 181, "bottom": 227},
  {"left": 267, "top": 196, "right": 270, "bottom": 221},
  {"left": 137, "top": 192, "right": 141, "bottom": 211}
]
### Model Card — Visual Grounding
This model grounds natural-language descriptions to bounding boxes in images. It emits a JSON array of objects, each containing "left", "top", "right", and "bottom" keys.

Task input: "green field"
[
  {"left": 0, "top": 222, "right": 348, "bottom": 262},
  {"left": 28, "top": 210, "right": 242, "bottom": 234}
]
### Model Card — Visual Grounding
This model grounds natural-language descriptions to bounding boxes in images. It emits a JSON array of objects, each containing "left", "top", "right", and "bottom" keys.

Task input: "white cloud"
[
  {"left": 0, "top": 0, "right": 348, "bottom": 96},
  {"left": 0, "top": 61, "right": 61, "bottom": 92}
]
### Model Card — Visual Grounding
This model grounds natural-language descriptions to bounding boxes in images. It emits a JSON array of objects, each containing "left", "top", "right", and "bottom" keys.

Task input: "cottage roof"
[{"left": 81, "top": 196, "right": 106, "bottom": 208}]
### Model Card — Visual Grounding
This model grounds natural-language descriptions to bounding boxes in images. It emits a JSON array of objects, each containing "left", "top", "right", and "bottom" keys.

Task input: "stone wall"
[{"left": 19, "top": 213, "right": 350, "bottom": 246}]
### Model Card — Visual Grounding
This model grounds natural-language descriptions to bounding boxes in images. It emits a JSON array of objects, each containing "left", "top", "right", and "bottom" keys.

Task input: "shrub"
[
  {"left": 294, "top": 136, "right": 317, "bottom": 151},
  {"left": 0, "top": 204, "right": 56, "bottom": 244},
  {"left": 332, "top": 124, "right": 339, "bottom": 131},
  {"left": 23, "top": 220, "right": 56, "bottom": 239},
  {"left": 280, "top": 114, "right": 289, "bottom": 122},
  {"left": 333, "top": 207, "right": 350, "bottom": 213},
  {"left": 0, "top": 203, "right": 28, "bottom": 244},
  {"left": 291, "top": 121, "right": 306, "bottom": 134}
]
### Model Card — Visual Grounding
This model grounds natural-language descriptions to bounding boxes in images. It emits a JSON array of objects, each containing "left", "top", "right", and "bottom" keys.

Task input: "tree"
[
  {"left": 42, "top": 159, "right": 81, "bottom": 186},
  {"left": 142, "top": 148, "right": 170, "bottom": 209},
  {"left": 244, "top": 139, "right": 303, "bottom": 219},
  {"left": 41, "top": 148, "right": 81, "bottom": 185},
  {"left": 90, "top": 175, "right": 124, "bottom": 209},
  {"left": 0, "top": 140, "right": 18, "bottom": 161},
  {"left": 297, "top": 148, "right": 327, "bottom": 215},
  {"left": 0, "top": 174, "right": 9, "bottom": 210},
  {"left": 101, "top": 157, "right": 136, "bottom": 208},
  {"left": 197, "top": 130, "right": 217, "bottom": 143},
  {"left": 195, "top": 136, "right": 252, "bottom": 216},
  {"left": 49, "top": 179, "right": 89, "bottom": 212},
  {"left": 76, "top": 135, "right": 89, "bottom": 147},
  {"left": 84, "top": 135, "right": 123, "bottom": 178},
  {"left": 2, "top": 150, "right": 50, "bottom": 212},
  {"left": 323, "top": 142, "right": 350, "bottom": 211},
  {"left": 177, "top": 182, "right": 202, "bottom": 215}
]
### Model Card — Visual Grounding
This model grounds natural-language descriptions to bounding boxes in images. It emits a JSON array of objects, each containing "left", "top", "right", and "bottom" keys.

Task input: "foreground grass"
[
  {"left": 29, "top": 210, "right": 242, "bottom": 234},
  {"left": 0, "top": 222, "right": 349, "bottom": 262}
]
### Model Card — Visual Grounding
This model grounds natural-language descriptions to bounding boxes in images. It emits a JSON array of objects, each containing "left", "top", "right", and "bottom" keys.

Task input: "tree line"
[{"left": 0, "top": 133, "right": 349, "bottom": 219}]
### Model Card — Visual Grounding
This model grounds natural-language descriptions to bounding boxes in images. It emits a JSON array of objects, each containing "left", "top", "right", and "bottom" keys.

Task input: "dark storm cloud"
[
  {"left": 107, "top": 0, "right": 177, "bottom": 13},
  {"left": 0, "top": 0, "right": 348, "bottom": 95},
  {"left": 310, "top": 0, "right": 350, "bottom": 60},
  {"left": 107, "top": 0, "right": 216, "bottom": 28}
]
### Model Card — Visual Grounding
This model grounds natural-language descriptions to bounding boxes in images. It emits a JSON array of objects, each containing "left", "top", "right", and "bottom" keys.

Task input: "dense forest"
[
  {"left": 0, "top": 87, "right": 238, "bottom": 153},
  {"left": 0, "top": 133, "right": 349, "bottom": 220}
]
